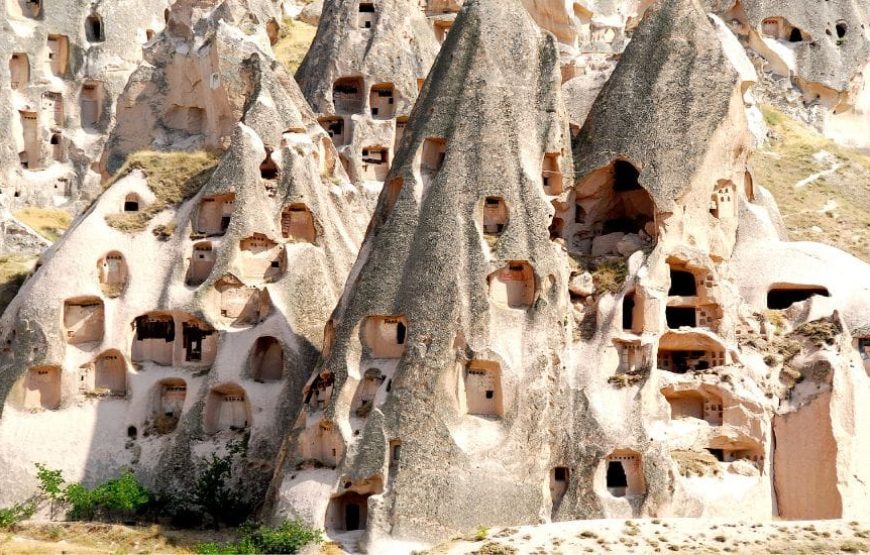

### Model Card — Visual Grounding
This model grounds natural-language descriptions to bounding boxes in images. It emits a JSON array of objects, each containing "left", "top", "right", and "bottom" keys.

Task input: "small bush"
[
  {"left": 35, "top": 464, "right": 150, "bottom": 522},
  {"left": 475, "top": 525, "right": 490, "bottom": 541},
  {"left": 591, "top": 259, "right": 628, "bottom": 294},
  {"left": 192, "top": 444, "right": 254, "bottom": 528},
  {"left": 195, "top": 520, "right": 324, "bottom": 554},
  {"left": 0, "top": 502, "right": 35, "bottom": 529},
  {"left": 64, "top": 469, "right": 150, "bottom": 521}
]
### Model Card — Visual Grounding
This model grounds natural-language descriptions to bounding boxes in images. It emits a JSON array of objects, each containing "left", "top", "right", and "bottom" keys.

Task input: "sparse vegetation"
[
  {"left": 0, "top": 254, "right": 36, "bottom": 316},
  {"left": 567, "top": 254, "right": 629, "bottom": 296},
  {"left": 590, "top": 258, "right": 628, "bottom": 294},
  {"left": 607, "top": 373, "right": 645, "bottom": 388},
  {"left": 0, "top": 522, "right": 236, "bottom": 553},
  {"left": 194, "top": 520, "right": 323, "bottom": 554},
  {"left": 472, "top": 542, "right": 518, "bottom": 555},
  {"left": 104, "top": 151, "right": 217, "bottom": 233},
  {"left": 274, "top": 18, "right": 317, "bottom": 74},
  {"left": 793, "top": 317, "right": 841, "bottom": 348},
  {"left": 36, "top": 464, "right": 150, "bottom": 522},
  {"left": 13, "top": 207, "right": 72, "bottom": 242},
  {"left": 475, "top": 525, "right": 490, "bottom": 541},
  {"left": 671, "top": 449, "right": 721, "bottom": 477},
  {"left": 0, "top": 501, "right": 35, "bottom": 529},
  {"left": 754, "top": 105, "right": 870, "bottom": 263}
]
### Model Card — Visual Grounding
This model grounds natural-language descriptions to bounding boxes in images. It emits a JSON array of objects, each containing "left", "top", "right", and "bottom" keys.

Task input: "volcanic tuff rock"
[
  {"left": 0, "top": 0, "right": 170, "bottom": 208},
  {"left": 99, "top": 0, "right": 288, "bottom": 176},
  {"left": 2, "top": 0, "right": 870, "bottom": 551},
  {"left": 296, "top": 0, "right": 439, "bottom": 188},
  {"left": 263, "top": 0, "right": 870, "bottom": 547},
  {"left": 708, "top": 0, "right": 870, "bottom": 148},
  {"left": 0, "top": 0, "right": 370, "bottom": 507}
]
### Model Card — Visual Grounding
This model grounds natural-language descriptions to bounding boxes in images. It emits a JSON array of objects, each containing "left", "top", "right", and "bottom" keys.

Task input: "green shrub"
[
  {"left": 35, "top": 462, "right": 65, "bottom": 518},
  {"left": 34, "top": 464, "right": 150, "bottom": 522},
  {"left": 192, "top": 442, "right": 253, "bottom": 527},
  {"left": 65, "top": 470, "right": 150, "bottom": 521},
  {"left": 0, "top": 502, "right": 35, "bottom": 529},
  {"left": 195, "top": 520, "right": 324, "bottom": 554}
]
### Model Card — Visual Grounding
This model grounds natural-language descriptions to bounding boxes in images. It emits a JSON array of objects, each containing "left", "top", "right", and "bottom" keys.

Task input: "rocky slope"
[
  {"left": 264, "top": 0, "right": 870, "bottom": 548},
  {"left": 0, "top": 0, "right": 371, "bottom": 509},
  {"left": 0, "top": 0, "right": 870, "bottom": 552}
]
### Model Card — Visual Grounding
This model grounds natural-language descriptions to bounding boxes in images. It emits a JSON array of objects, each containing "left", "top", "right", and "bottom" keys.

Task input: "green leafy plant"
[
  {"left": 65, "top": 469, "right": 150, "bottom": 521},
  {"left": 195, "top": 520, "right": 324, "bottom": 554},
  {"left": 35, "top": 462, "right": 65, "bottom": 519},
  {"left": 475, "top": 525, "right": 490, "bottom": 541},
  {"left": 188, "top": 439, "right": 253, "bottom": 527},
  {"left": 34, "top": 464, "right": 150, "bottom": 522},
  {"left": 0, "top": 502, "right": 35, "bottom": 529}
]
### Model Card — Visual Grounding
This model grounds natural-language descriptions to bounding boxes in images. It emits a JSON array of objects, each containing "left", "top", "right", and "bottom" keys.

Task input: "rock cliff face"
[
  {"left": 264, "top": 0, "right": 870, "bottom": 547},
  {"left": 1, "top": 0, "right": 870, "bottom": 550},
  {"left": 296, "top": 0, "right": 439, "bottom": 188},
  {"left": 0, "top": 0, "right": 370, "bottom": 508},
  {"left": 707, "top": 0, "right": 870, "bottom": 148},
  {"left": 0, "top": 0, "right": 170, "bottom": 209},
  {"left": 99, "top": 0, "right": 288, "bottom": 176}
]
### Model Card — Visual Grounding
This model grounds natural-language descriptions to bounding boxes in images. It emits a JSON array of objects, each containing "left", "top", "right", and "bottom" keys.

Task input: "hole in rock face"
[
  {"left": 668, "top": 269, "right": 697, "bottom": 297},
  {"left": 333, "top": 77, "right": 364, "bottom": 114},
  {"left": 85, "top": 14, "right": 104, "bottom": 42},
  {"left": 613, "top": 160, "right": 641, "bottom": 192},
  {"left": 604, "top": 450, "right": 645, "bottom": 497},
  {"left": 789, "top": 27, "right": 802, "bottom": 42},
  {"left": 23, "top": 366, "right": 61, "bottom": 410},
  {"left": 666, "top": 307, "right": 697, "bottom": 329},
  {"left": 260, "top": 148, "right": 278, "bottom": 180},
  {"left": 358, "top": 2, "right": 376, "bottom": 29},
  {"left": 482, "top": 196, "right": 508, "bottom": 235},
  {"left": 766, "top": 286, "right": 830, "bottom": 310},
  {"left": 836, "top": 22, "right": 847, "bottom": 39},
  {"left": 465, "top": 360, "right": 502, "bottom": 417},
  {"left": 622, "top": 294, "right": 635, "bottom": 330},
  {"left": 369, "top": 83, "right": 395, "bottom": 119}
]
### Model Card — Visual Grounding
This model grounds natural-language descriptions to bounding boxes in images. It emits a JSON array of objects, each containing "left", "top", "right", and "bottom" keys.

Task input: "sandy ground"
[
  {"left": 4, "top": 519, "right": 870, "bottom": 554},
  {"left": 0, "top": 522, "right": 235, "bottom": 554},
  {"left": 426, "top": 518, "right": 870, "bottom": 554}
]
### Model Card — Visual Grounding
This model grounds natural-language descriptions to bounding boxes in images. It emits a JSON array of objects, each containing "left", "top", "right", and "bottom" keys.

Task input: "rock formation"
[
  {"left": 263, "top": 0, "right": 870, "bottom": 548},
  {"left": 0, "top": 0, "right": 171, "bottom": 208},
  {"left": 1, "top": 0, "right": 870, "bottom": 551},
  {"left": 295, "top": 0, "right": 439, "bottom": 187},
  {"left": 709, "top": 0, "right": 870, "bottom": 148},
  {"left": 0, "top": 0, "right": 370, "bottom": 509}
]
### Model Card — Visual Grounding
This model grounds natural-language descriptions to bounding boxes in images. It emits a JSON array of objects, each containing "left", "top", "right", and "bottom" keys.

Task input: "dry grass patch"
[
  {"left": 104, "top": 151, "right": 217, "bottom": 234},
  {"left": 0, "top": 254, "right": 37, "bottom": 316},
  {"left": 275, "top": 18, "right": 317, "bottom": 74},
  {"left": 13, "top": 207, "right": 71, "bottom": 242},
  {"left": 671, "top": 449, "right": 721, "bottom": 477},
  {"left": 793, "top": 317, "right": 841, "bottom": 348},
  {"left": 0, "top": 522, "right": 234, "bottom": 554},
  {"left": 753, "top": 105, "right": 870, "bottom": 263}
]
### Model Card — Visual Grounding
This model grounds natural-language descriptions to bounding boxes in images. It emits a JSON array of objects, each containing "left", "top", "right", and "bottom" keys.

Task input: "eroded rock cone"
[
  {"left": 267, "top": 0, "right": 577, "bottom": 545},
  {"left": 0, "top": 0, "right": 371, "bottom": 511},
  {"left": 296, "top": 0, "right": 439, "bottom": 186},
  {"left": 265, "top": 0, "right": 870, "bottom": 545},
  {"left": 0, "top": 0, "right": 170, "bottom": 208}
]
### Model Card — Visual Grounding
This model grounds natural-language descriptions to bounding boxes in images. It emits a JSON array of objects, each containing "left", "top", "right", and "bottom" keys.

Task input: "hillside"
[{"left": 754, "top": 106, "right": 870, "bottom": 263}]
